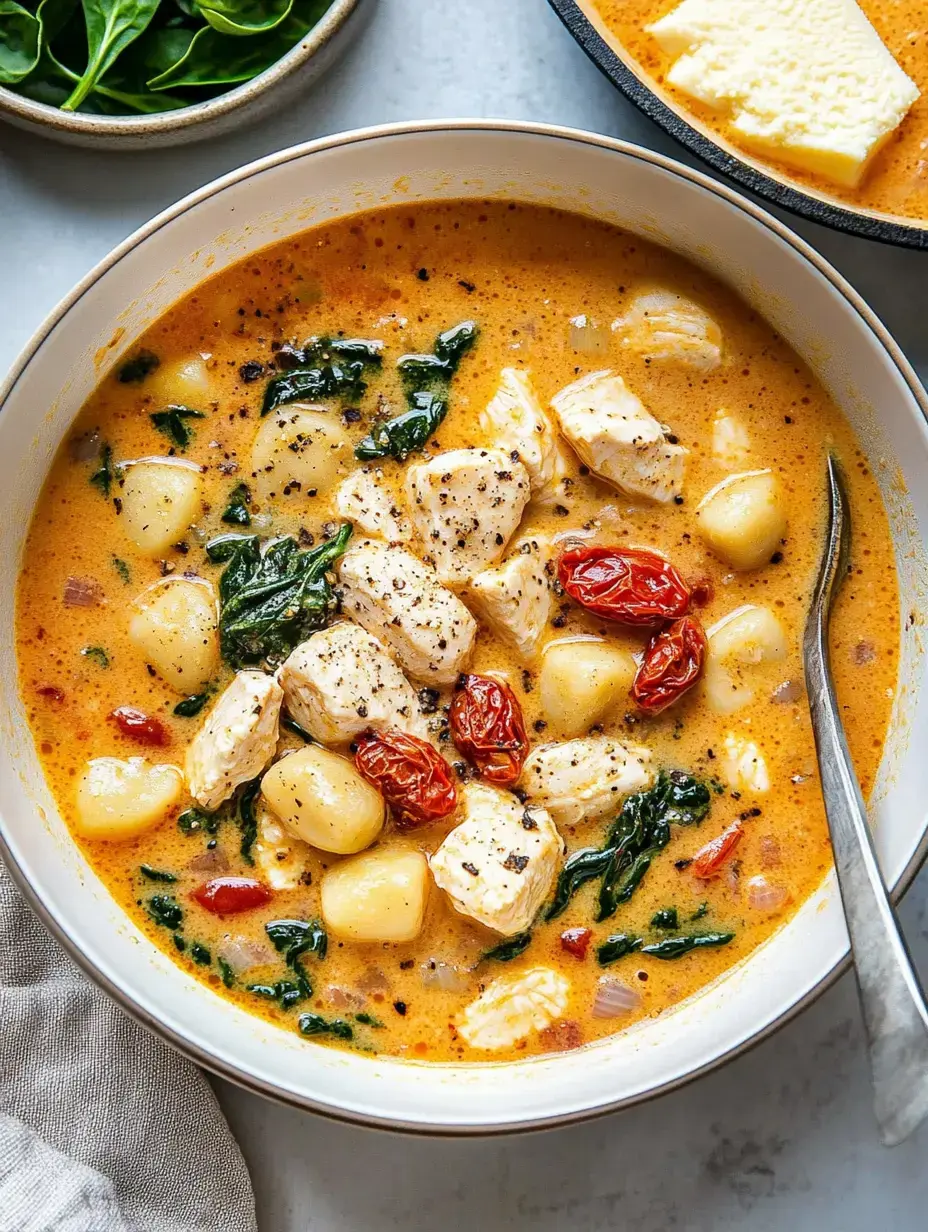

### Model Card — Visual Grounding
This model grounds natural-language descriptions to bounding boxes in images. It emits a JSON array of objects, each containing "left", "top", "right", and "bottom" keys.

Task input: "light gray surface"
[{"left": 2, "top": 0, "right": 928, "bottom": 1228}]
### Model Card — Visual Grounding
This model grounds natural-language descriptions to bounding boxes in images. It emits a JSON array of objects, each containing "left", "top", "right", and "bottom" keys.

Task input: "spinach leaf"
[
  {"left": 62, "top": 0, "right": 161, "bottom": 111},
  {"left": 298, "top": 1012, "right": 353, "bottom": 1041},
  {"left": 434, "top": 320, "right": 479, "bottom": 369},
  {"left": 117, "top": 350, "right": 160, "bottom": 383},
  {"left": 265, "top": 917, "right": 327, "bottom": 1001},
  {"left": 650, "top": 907, "right": 678, "bottom": 930},
  {"left": 196, "top": 0, "right": 292, "bottom": 37},
  {"left": 90, "top": 443, "right": 114, "bottom": 497},
  {"left": 0, "top": 1, "right": 40, "bottom": 84},
  {"left": 214, "top": 524, "right": 351, "bottom": 667},
  {"left": 190, "top": 941, "right": 211, "bottom": 965},
  {"left": 545, "top": 846, "right": 614, "bottom": 921},
  {"left": 482, "top": 932, "right": 532, "bottom": 962},
  {"left": 140, "top": 864, "right": 177, "bottom": 882},
  {"left": 261, "top": 360, "right": 367, "bottom": 415},
  {"left": 150, "top": 403, "right": 205, "bottom": 448},
  {"left": 217, "top": 957, "right": 235, "bottom": 988},
  {"left": 177, "top": 807, "right": 219, "bottom": 835},
  {"left": 112, "top": 556, "right": 131, "bottom": 583},
  {"left": 354, "top": 1012, "right": 383, "bottom": 1028},
  {"left": 147, "top": 894, "right": 183, "bottom": 930},
  {"left": 640, "top": 932, "right": 734, "bottom": 960},
  {"left": 278, "top": 337, "right": 384, "bottom": 367},
  {"left": 596, "top": 934, "right": 643, "bottom": 966},
  {"left": 174, "top": 692, "right": 209, "bottom": 717},
  {"left": 81, "top": 645, "right": 110, "bottom": 668},
  {"left": 221, "top": 482, "right": 251, "bottom": 526},
  {"left": 237, "top": 777, "right": 260, "bottom": 864},
  {"left": 690, "top": 901, "right": 709, "bottom": 921},
  {"left": 205, "top": 532, "right": 252, "bottom": 563},
  {"left": 247, "top": 979, "right": 304, "bottom": 1009}
]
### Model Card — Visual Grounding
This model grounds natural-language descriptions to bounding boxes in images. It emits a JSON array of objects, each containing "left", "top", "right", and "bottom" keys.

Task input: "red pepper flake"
[
  {"left": 560, "top": 927, "right": 592, "bottom": 959},
  {"left": 36, "top": 684, "right": 64, "bottom": 702},
  {"left": 110, "top": 706, "right": 169, "bottom": 747}
]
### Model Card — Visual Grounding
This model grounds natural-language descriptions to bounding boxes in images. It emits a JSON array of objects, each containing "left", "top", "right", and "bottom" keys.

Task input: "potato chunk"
[
  {"left": 251, "top": 405, "right": 351, "bottom": 501},
  {"left": 120, "top": 460, "right": 202, "bottom": 556},
  {"left": 128, "top": 578, "right": 218, "bottom": 694},
  {"left": 146, "top": 355, "right": 213, "bottom": 405},
  {"left": 261, "top": 745, "right": 385, "bottom": 855},
  {"left": 321, "top": 847, "right": 429, "bottom": 943},
  {"left": 538, "top": 639, "right": 636, "bottom": 738},
  {"left": 696, "top": 470, "right": 787, "bottom": 570},
  {"left": 76, "top": 757, "right": 183, "bottom": 841},
  {"left": 705, "top": 605, "right": 788, "bottom": 714}
]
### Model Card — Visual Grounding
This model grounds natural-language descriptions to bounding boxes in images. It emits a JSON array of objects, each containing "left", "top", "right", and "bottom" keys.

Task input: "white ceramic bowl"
[{"left": 1, "top": 121, "right": 927, "bottom": 1134}]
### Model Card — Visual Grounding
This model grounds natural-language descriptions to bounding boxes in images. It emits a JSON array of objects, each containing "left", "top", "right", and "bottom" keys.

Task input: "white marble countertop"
[{"left": 3, "top": 1, "right": 928, "bottom": 1227}]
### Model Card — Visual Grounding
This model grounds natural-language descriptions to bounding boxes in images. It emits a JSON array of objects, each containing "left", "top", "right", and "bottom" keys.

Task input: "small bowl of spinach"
[{"left": 0, "top": 0, "right": 369, "bottom": 147}]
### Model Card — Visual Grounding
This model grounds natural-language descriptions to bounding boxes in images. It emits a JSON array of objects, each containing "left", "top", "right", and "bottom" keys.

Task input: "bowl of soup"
[
  {"left": 549, "top": 0, "right": 928, "bottom": 248},
  {"left": 2, "top": 120, "right": 928, "bottom": 1132}
]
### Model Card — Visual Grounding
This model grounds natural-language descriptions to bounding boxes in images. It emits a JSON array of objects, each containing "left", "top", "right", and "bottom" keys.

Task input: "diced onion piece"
[
  {"left": 420, "top": 961, "right": 470, "bottom": 993},
  {"left": 64, "top": 576, "right": 104, "bottom": 607},
  {"left": 568, "top": 314, "right": 610, "bottom": 356},
  {"left": 771, "top": 679, "right": 803, "bottom": 704},
  {"left": 592, "top": 976, "right": 642, "bottom": 1018},
  {"left": 217, "top": 934, "right": 272, "bottom": 975},
  {"left": 746, "top": 874, "right": 789, "bottom": 913}
]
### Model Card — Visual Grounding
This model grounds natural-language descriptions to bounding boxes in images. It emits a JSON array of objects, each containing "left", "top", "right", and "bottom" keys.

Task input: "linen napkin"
[{"left": 0, "top": 860, "right": 258, "bottom": 1232}]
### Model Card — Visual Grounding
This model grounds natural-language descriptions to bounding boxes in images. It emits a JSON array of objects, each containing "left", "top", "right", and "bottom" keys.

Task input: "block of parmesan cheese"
[{"left": 647, "top": 0, "right": 919, "bottom": 188}]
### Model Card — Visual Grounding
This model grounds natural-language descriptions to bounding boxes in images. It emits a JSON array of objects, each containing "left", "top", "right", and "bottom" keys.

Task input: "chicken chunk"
[
  {"left": 254, "top": 801, "right": 310, "bottom": 891},
  {"left": 405, "top": 448, "right": 531, "bottom": 587},
  {"left": 613, "top": 288, "right": 723, "bottom": 372},
  {"left": 550, "top": 370, "right": 687, "bottom": 503},
  {"left": 520, "top": 735, "right": 654, "bottom": 826},
  {"left": 335, "top": 467, "right": 411, "bottom": 543},
  {"left": 185, "top": 671, "right": 283, "bottom": 811},
  {"left": 720, "top": 732, "right": 770, "bottom": 794},
  {"left": 467, "top": 537, "right": 552, "bottom": 662},
  {"left": 338, "top": 539, "right": 477, "bottom": 684},
  {"left": 456, "top": 967, "right": 571, "bottom": 1051},
  {"left": 479, "top": 368, "right": 557, "bottom": 493},
  {"left": 430, "top": 783, "right": 564, "bottom": 936},
  {"left": 277, "top": 623, "right": 428, "bottom": 744}
]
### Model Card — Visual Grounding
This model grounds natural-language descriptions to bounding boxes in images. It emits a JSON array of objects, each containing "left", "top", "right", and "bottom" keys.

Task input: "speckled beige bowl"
[{"left": 0, "top": 0, "right": 370, "bottom": 150}]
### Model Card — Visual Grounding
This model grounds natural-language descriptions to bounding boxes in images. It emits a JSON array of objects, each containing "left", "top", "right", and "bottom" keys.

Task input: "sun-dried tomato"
[
  {"left": 192, "top": 876, "right": 272, "bottom": 915},
  {"left": 691, "top": 822, "right": 744, "bottom": 879},
  {"left": 354, "top": 728, "right": 457, "bottom": 828},
  {"left": 632, "top": 615, "right": 707, "bottom": 714},
  {"left": 560, "top": 927, "right": 592, "bottom": 959},
  {"left": 110, "top": 705, "right": 169, "bottom": 747},
  {"left": 449, "top": 673, "right": 529, "bottom": 786},
  {"left": 557, "top": 545, "right": 691, "bottom": 626}
]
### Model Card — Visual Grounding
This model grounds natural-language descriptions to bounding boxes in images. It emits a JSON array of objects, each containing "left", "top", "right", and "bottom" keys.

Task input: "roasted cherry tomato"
[
  {"left": 558, "top": 545, "right": 691, "bottom": 626},
  {"left": 354, "top": 728, "right": 457, "bottom": 828},
  {"left": 632, "top": 615, "right": 707, "bottom": 714},
  {"left": 560, "top": 927, "right": 592, "bottom": 959},
  {"left": 192, "top": 876, "right": 272, "bottom": 915},
  {"left": 110, "top": 705, "right": 169, "bottom": 747},
  {"left": 449, "top": 673, "right": 529, "bottom": 786},
  {"left": 691, "top": 822, "right": 744, "bottom": 879}
]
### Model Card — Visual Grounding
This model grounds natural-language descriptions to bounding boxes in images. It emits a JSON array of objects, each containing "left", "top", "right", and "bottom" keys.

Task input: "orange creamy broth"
[
  {"left": 16, "top": 200, "right": 897, "bottom": 1062},
  {"left": 591, "top": 0, "right": 928, "bottom": 223}
]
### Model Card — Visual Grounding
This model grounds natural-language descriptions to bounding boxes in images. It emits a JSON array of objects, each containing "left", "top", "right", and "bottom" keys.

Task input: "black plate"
[{"left": 548, "top": 0, "right": 928, "bottom": 249}]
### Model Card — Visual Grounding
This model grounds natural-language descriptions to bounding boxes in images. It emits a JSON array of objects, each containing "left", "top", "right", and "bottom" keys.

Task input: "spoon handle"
[{"left": 806, "top": 618, "right": 928, "bottom": 1145}]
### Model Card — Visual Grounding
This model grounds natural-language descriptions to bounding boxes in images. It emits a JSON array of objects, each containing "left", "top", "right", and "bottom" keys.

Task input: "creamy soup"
[
  {"left": 590, "top": 0, "right": 928, "bottom": 225},
  {"left": 16, "top": 201, "right": 898, "bottom": 1061}
]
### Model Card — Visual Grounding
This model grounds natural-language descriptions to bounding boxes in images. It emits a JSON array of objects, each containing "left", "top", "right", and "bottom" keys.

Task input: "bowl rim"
[
  {"left": 546, "top": 0, "right": 928, "bottom": 251},
  {"left": 0, "top": 0, "right": 364, "bottom": 140},
  {"left": 3, "top": 118, "right": 928, "bottom": 1135}
]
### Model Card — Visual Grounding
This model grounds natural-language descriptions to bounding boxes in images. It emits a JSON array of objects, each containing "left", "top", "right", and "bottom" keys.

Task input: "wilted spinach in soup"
[{"left": 16, "top": 201, "right": 899, "bottom": 1061}]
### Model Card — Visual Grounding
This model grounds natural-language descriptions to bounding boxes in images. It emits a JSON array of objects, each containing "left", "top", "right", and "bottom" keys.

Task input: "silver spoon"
[{"left": 804, "top": 453, "right": 928, "bottom": 1145}]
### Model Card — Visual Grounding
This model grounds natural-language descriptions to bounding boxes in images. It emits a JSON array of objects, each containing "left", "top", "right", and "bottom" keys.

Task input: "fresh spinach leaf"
[
  {"left": 434, "top": 320, "right": 479, "bottom": 369},
  {"left": 261, "top": 360, "right": 367, "bottom": 415},
  {"left": 150, "top": 403, "right": 205, "bottom": 448},
  {"left": 247, "top": 979, "right": 304, "bottom": 1009},
  {"left": 650, "top": 907, "right": 679, "bottom": 930},
  {"left": 544, "top": 846, "right": 614, "bottom": 921},
  {"left": 147, "top": 894, "right": 183, "bottom": 930},
  {"left": 140, "top": 864, "right": 176, "bottom": 883},
  {"left": 221, "top": 482, "right": 251, "bottom": 527},
  {"left": 237, "top": 777, "right": 260, "bottom": 864},
  {"left": 191, "top": 941, "right": 212, "bottom": 964},
  {"left": 117, "top": 350, "right": 160, "bottom": 383},
  {"left": 62, "top": 0, "right": 161, "bottom": 111},
  {"left": 596, "top": 934, "right": 643, "bottom": 966},
  {"left": 174, "top": 692, "right": 209, "bottom": 717},
  {"left": 81, "top": 645, "right": 110, "bottom": 668},
  {"left": 178, "top": 807, "right": 219, "bottom": 835},
  {"left": 640, "top": 932, "right": 734, "bottom": 960},
  {"left": 298, "top": 1012, "right": 353, "bottom": 1041},
  {"left": 217, "top": 957, "right": 235, "bottom": 988},
  {"left": 482, "top": 932, "right": 532, "bottom": 963},
  {"left": 214, "top": 524, "right": 352, "bottom": 667},
  {"left": 265, "top": 917, "right": 327, "bottom": 1001},
  {"left": 0, "top": 1, "right": 40, "bottom": 84},
  {"left": 205, "top": 532, "right": 252, "bottom": 563},
  {"left": 196, "top": 0, "right": 292, "bottom": 37},
  {"left": 90, "top": 443, "right": 114, "bottom": 497}
]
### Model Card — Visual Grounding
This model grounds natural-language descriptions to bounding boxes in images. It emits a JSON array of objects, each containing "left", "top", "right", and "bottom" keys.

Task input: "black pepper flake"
[
  {"left": 342, "top": 408, "right": 362, "bottom": 425},
  {"left": 399, "top": 959, "right": 414, "bottom": 970},
  {"left": 393, "top": 1001, "right": 407, "bottom": 1016},
  {"left": 673, "top": 495, "right": 684, "bottom": 506},
  {"left": 458, "top": 280, "right": 476, "bottom": 293},
  {"left": 418, "top": 687, "right": 440, "bottom": 714},
  {"left": 553, "top": 504, "right": 569, "bottom": 517},
  {"left": 513, "top": 787, "right": 528, "bottom": 803},
  {"left": 239, "top": 360, "right": 264, "bottom": 383},
  {"left": 503, "top": 852, "right": 529, "bottom": 874},
  {"left": 357, "top": 704, "right": 368, "bottom": 718},
  {"left": 674, "top": 858, "right": 692, "bottom": 871},
  {"left": 551, "top": 614, "right": 568, "bottom": 629},
  {"left": 521, "top": 670, "right": 533, "bottom": 693},
  {"left": 770, "top": 551, "right": 784, "bottom": 564},
  {"left": 785, "top": 415, "right": 793, "bottom": 424},
  {"left": 521, "top": 809, "right": 538, "bottom": 830},
  {"left": 533, "top": 719, "right": 547, "bottom": 733},
  {"left": 298, "top": 527, "right": 315, "bottom": 547},
  {"left": 417, "top": 268, "right": 429, "bottom": 281},
  {"left": 665, "top": 433, "right": 679, "bottom": 445},
  {"left": 462, "top": 861, "right": 479, "bottom": 877}
]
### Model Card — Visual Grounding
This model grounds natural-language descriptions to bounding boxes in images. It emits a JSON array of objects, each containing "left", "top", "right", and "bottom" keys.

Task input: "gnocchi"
[
  {"left": 146, "top": 355, "right": 214, "bottom": 405},
  {"left": 705, "top": 605, "right": 787, "bottom": 714},
  {"left": 251, "top": 405, "right": 351, "bottom": 501},
  {"left": 119, "top": 459, "right": 203, "bottom": 556},
  {"left": 320, "top": 847, "right": 429, "bottom": 943},
  {"left": 538, "top": 639, "right": 636, "bottom": 737},
  {"left": 696, "top": 469, "right": 787, "bottom": 570},
  {"left": 260, "top": 745, "right": 385, "bottom": 855},
  {"left": 128, "top": 578, "right": 218, "bottom": 694},
  {"left": 75, "top": 757, "right": 183, "bottom": 841}
]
